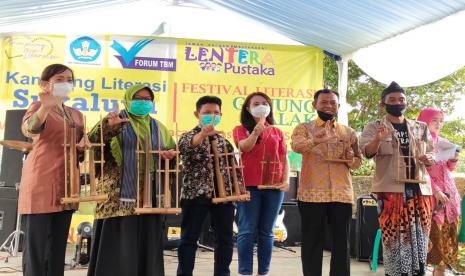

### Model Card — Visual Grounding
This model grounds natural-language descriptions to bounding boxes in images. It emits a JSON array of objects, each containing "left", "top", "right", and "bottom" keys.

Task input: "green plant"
[
  {"left": 454, "top": 151, "right": 465, "bottom": 174},
  {"left": 323, "top": 56, "right": 465, "bottom": 133},
  {"left": 351, "top": 158, "right": 374, "bottom": 176}
]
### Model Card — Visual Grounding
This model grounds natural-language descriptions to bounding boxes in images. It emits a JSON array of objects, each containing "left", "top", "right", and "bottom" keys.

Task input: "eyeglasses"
[{"left": 132, "top": 97, "right": 153, "bottom": 102}]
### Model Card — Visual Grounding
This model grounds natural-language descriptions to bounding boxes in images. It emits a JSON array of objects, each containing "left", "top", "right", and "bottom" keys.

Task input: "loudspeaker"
[
  {"left": 281, "top": 204, "right": 301, "bottom": 246},
  {"left": 163, "top": 212, "right": 217, "bottom": 249},
  {"left": 0, "top": 187, "right": 19, "bottom": 245},
  {"left": 355, "top": 195, "right": 383, "bottom": 262},
  {"left": 283, "top": 172, "right": 298, "bottom": 204},
  {"left": 0, "top": 109, "right": 28, "bottom": 188},
  {"left": 163, "top": 214, "right": 183, "bottom": 249}
]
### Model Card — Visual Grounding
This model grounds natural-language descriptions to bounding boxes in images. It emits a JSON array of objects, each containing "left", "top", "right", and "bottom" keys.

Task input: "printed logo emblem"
[
  {"left": 109, "top": 38, "right": 176, "bottom": 71},
  {"left": 70, "top": 36, "right": 101, "bottom": 62}
]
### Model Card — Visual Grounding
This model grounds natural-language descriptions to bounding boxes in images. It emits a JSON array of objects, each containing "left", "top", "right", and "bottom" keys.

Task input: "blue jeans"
[{"left": 236, "top": 187, "right": 284, "bottom": 275}]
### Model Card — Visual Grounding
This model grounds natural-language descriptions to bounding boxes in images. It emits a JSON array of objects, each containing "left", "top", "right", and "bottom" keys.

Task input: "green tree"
[{"left": 324, "top": 56, "right": 465, "bottom": 172}]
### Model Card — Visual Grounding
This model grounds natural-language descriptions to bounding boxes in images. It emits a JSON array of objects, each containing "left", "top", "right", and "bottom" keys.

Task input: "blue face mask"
[
  {"left": 200, "top": 114, "right": 221, "bottom": 127},
  {"left": 129, "top": 100, "right": 153, "bottom": 116}
]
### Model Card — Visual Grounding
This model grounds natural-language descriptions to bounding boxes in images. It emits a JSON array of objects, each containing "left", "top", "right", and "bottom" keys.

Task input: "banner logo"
[
  {"left": 3, "top": 36, "right": 56, "bottom": 60},
  {"left": 70, "top": 36, "right": 101, "bottom": 62},
  {"left": 185, "top": 44, "right": 275, "bottom": 76},
  {"left": 110, "top": 39, "right": 176, "bottom": 71}
]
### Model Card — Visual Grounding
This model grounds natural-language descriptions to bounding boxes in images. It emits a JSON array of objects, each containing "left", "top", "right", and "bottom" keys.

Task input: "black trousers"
[
  {"left": 177, "top": 198, "right": 234, "bottom": 276},
  {"left": 22, "top": 210, "right": 73, "bottom": 276},
  {"left": 298, "top": 202, "right": 352, "bottom": 276}
]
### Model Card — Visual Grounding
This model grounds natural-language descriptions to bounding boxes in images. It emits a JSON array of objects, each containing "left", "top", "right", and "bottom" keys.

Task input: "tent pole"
[{"left": 336, "top": 57, "right": 349, "bottom": 125}]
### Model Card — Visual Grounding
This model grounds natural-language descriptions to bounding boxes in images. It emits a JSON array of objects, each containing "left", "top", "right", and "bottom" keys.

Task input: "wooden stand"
[
  {"left": 209, "top": 139, "right": 250, "bottom": 204},
  {"left": 134, "top": 127, "right": 181, "bottom": 215},
  {"left": 62, "top": 117, "right": 108, "bottom": 204},
  {"left": 257, "top": 155, "right": 282, "bottom": 190},
  {"left": 396, "top": 140, "right": 427, "bottom": 184},
  {"left": 324, "top": 139, "right": 353, "bottom": 163}
]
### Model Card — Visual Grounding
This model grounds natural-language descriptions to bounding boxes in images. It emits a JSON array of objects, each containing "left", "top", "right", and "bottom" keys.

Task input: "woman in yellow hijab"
[{"left": 87, "top": 84, "right": 176, "bottom": 276}]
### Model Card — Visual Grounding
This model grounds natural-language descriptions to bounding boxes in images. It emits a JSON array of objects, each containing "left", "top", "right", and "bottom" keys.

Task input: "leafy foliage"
[
  {"left": 351, "top": 158, "right": 374, "bottom": 176},
  {"left": 324, "top": 56, "right": 465, "bottom": 173}
]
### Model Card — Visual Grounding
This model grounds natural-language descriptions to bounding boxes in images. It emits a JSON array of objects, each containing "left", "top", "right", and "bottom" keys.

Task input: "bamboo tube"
[
  {"left": 136, "top": 134, "right": 141, "bottom": 208},
  {"left": 70, "top": 127, "right": 78, "bottom": 198},
  {"left": 157, "top": 129, "right": 162, "bottom": 208},
  {"left": 175, "top": 123, "right": 179, "bottom": 209},
  {"left": 99, "top": 115, "right": 104, "bottom": 176},
  {"left": 89, "top": 149, "right": 96, "bottom": 196},
  {"left": 143, "top": 135, "right": 152, "bottom": 208},
  {"left": 211, "top": 140, "right": 226, "bottom": 198},
  {"left": 226, "top": 145, "right": 240, "bottom": 195},
  {"left": 164, "top": 159, "right": 171, "bottom": 208},
  {"left": 63, "top": 118, "right": 68, "bottom": 199},
  {"left": 223, "top": 143, "right": 233, "bottom": 196}
]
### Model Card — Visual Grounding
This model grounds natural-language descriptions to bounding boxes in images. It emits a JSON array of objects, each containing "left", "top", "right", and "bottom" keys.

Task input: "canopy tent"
[
  {"left": 0, "top": 0, "right": 300, "bottom": 45},
  {"left": 351, "top": 10, "right": 465, "bottom": 87},
  {"left": 1, "top": 0, "right": 465, "bottom": 123},
  {"left": 193, "top": 0, "right": 465, "bottom": 123}
]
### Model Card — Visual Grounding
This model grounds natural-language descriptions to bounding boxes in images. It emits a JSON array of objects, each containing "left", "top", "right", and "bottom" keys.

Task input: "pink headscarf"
[{"left": 417, "top": 107, "right": 444, "bottom": 141}]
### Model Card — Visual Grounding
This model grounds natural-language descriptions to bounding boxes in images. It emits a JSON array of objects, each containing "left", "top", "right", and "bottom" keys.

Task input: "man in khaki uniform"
[{"left": 360, "top": 81, "right": 434, "bottom": 276}]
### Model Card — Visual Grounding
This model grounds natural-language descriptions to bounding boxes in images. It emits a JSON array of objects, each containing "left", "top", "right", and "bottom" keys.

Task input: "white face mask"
[
  {"left": 250, "top": 104, "right": 271, "bottom": 118},
  {"left": 51, "top": 82, "right": 74, "bottom": 97}
]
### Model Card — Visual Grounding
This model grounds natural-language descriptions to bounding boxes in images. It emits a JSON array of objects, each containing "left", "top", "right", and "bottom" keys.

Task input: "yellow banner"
[{"left": 0, "top": 34, "right": 323, "bottom": 148}]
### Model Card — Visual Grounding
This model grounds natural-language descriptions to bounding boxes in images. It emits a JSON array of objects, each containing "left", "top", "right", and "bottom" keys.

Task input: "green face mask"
[
  {"left": 129, "top": 100, "right": 154, "bottom": 116},
  {"left": 200, "top": 114, "right": 221, "bottom": 126}
]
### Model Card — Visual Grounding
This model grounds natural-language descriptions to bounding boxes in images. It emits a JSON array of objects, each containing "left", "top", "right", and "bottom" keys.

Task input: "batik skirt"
[
  {"left": 377, "top": 192, "right": 432, "bottom": 276},
  {"left": 427, "top": 220, "right": 458, "bottom": 269}
]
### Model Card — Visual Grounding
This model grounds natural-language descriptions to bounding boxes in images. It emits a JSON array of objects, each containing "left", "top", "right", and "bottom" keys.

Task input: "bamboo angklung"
[
  {"left": 61, "top": 116, "right": 108, "bottom": 204},
  {"left": 209, "top": 137, "right": 250, "bottom": 204},
  {"left": 134, "top": 125, "right": 181, "bottom": 215},
  {"left": 396, "top": 139, "right": 427, "bottom": 184},
  {"left": 324, "top": 136, "right": 353, "bottom": 163},
  {"left": 257, "top": 154, "right": 281, "bottom": 190}
]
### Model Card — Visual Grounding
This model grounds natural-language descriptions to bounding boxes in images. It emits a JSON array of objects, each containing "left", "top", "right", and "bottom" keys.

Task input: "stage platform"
[{"left": 1, "top": 245, "right": 452, "bottom": 276}]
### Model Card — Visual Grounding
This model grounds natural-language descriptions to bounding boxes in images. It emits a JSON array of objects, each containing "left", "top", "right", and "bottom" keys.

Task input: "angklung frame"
[
  {"left": 134, "top": 124, "right": 181, "bottom": 215},
  {"left": 396, "top": 139, "right": 427, "bottom": 184},
  {"left": 208, "top": 133, "right": 250, "bottom": 204},
  {"left": 62, "top": 116, "right": 108, "bottom": 204}
]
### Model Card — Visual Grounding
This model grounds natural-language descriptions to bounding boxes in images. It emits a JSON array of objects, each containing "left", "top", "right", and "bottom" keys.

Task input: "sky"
[{"left": 450, "top": 95, "right": 465, "bottom": 120}]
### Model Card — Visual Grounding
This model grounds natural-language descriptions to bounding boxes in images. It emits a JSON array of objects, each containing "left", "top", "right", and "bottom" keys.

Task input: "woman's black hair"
[{"left": 41, "top": 64, "right": 75, "bottom": 82}]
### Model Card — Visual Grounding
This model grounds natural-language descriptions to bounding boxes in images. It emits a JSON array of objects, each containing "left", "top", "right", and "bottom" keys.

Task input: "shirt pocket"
[{"left": 378, "top": 141, "right": 393, "bottom": 155}]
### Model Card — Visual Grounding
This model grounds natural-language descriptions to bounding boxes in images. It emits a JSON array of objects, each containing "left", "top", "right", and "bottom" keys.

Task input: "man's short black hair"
[
  {"left": 196, "top": 96, "right": 222, "bottom": 111},
  {"left": 313, "top": 88, "right": 339, "bottom": 102}
]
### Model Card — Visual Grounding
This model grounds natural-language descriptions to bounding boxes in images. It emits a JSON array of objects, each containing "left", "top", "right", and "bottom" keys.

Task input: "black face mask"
[
  {"left": 385, "top": 104, "right": 406, "bottom": 117},
  {"left": 317, "top": 110, "right": 336, "bottom": 121}
]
